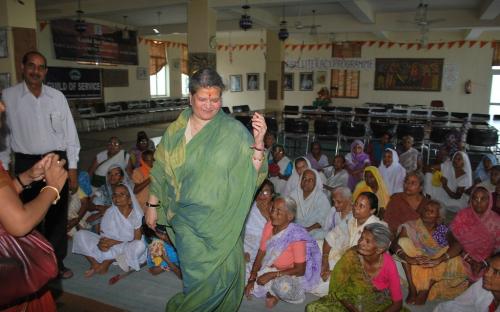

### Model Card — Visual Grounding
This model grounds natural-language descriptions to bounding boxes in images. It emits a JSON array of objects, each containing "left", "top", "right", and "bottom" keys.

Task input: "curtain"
[
  {"left": 181, "top": 46, "right": 188, "bottom": 75},
  {"left": 149, "top": 42, "right": 167, "bottom": 75},
  {"left": 493, "top": 41, "right": 500, "bottom": 66}
]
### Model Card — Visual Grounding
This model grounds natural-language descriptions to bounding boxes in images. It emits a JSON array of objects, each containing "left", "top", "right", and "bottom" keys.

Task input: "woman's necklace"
[{"left": 362, "top": 254, "right": 383, "bottom": 279}]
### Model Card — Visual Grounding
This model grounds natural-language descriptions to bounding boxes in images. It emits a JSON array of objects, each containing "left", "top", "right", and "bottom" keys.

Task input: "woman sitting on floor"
[
  {"left": 353, "top": 166, "right": 390, "bottom": 215},
  {"left": 283, "top": 157, "right": 310, "bottom": 196},
  {"left": 345, "top": 140, "right": 371, "bottom": 190},
  {"left": 72, "top": 183, "right": 146, "bottom": 276},
  {"left": 384, "top": 171, "right": 430, "bottom": 234},
  {"left": 424, "top": 151, "right": 472, "bottom": 219},
  {"left": 366, "top": 131, "right": 394, "bottom": 167},
  {"left": 324, "top": 155, "right": 349, "bottom": 192},
  {"left": 379, "top": 148, "right": 406, "bottom": 195},
  {"left": 88, "top": 136, "right": 131, "bottom": 188},
  {"left": 314, "top": 192, "right": 387, "bottom": 297},
  {"left": 244, "top": 179, "right": 275, "bottom": 278},
  {"left": 128, "top": 131, "right": 155, "bottom": 170},
  {"left": 245, "top": 196, "right": 321, "bottom": 308},
  {"left": 268, "top": 144, "right": 292, "bottom": 195},
  {"left": 306, "top": 223, "right": 404, "bottom": 312},
  {"left": 290, "top": 168, "right": 331, "bottom": 240},
  {"left": 398, "top": 135, "right": 422, "bottom": 173},
  {"left": 473, "top": 154, "right": 498, "bottom": 185},
  {"left": 306, "top": 142, "right": 329, "bottom": 172},
  {"left": 448, "top": 186, "right": 500, "bottom": 282},
  {"left": 392, "top": 200, "right": 467, "bottom": 305}
]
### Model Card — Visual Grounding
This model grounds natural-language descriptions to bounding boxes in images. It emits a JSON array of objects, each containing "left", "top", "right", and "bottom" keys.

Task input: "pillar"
[
  {"left": 265, "top": 29, "right": 284, "bottom": 112},
  {"left": 186, "top": 0, "right": 216, "bottom": 75}
]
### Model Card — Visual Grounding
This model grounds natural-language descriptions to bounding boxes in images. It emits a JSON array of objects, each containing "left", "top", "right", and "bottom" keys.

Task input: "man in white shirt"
[
  {"left": 434, "top": 252, "right": 500, "bottom": 312},
  {"left": 1, "top": 51, "right": 80, "bottom": 279}
]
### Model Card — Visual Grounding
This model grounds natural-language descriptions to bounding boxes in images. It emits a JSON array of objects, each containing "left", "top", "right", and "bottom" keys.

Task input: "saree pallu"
[
  {"left": 150, "top": 109, "right": 267, "bottom": 312},
  {"left": 306, "top": 248, "right": 400, "bottom": 312},
  {"left": 399, "top": 220, "right": 467, "bottom": 301}
]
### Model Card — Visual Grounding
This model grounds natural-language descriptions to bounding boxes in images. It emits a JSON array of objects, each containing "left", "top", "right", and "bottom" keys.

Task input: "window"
[
  {"left": 331, "top": 42, "right": 361, "bottom": 98},
  {"left": 489, "top": 40, "right": 500, "bottom": 115},
  {"left": 181, "top": 73, "right": 189, "bottom": 96},
  {"left": 149, "top": 42, "right": 168, "bottom": 97},
  {"left": 150, "top": 65, "right": 169, "bottom": 97}
]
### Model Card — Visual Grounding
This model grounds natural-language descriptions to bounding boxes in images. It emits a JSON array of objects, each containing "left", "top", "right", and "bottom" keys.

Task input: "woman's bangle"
[
  {"left": 247, "top": 278, "right": 256, "bottom": 283},
  {"left": 16, "top": 175, "right": 32, "bottom": 190},
  {"left": 252, "top": 155, "right": 265, "bottom": 162},
  {"left": 251, "top": 145, "right": 265, "bottom": 152},
  {"left": 146, "top": 202, "right": 160, "bottom": 208},
  {"left": 41, "top": 186, "right": 60, "bottom": 205},
  {"left": 395, "top": 249, "right": 403, "bottom": 257}
]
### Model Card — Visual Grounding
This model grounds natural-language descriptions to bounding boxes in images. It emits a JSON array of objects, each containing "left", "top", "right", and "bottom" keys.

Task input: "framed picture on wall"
[
  {"left": 299, "top": 72, "right": 313, "bottom": 91},
  {"left": 230, "top": 75, "right": 242, "bottom": 92},
  {"left": 246, "top": 73, "right": 259, "bottom": 91},
  {"left": 0, "top": 29, "right": 7, "bottom": 58},
  {"left": 283, "top": 73, "right": 294, "bottom": 91},
  {"left": 0, "top": 73, "right": 10, "bottom": 95},
  {"left": 316, "top": 71, "right": 327, "bottom": 85}
]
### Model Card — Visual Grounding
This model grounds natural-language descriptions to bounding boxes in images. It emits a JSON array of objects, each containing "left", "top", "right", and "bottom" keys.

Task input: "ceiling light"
[
  {"left": 278, "top": 5, "right": 289, "bottom": 41},
  {"left": 122, "top": 16, "right": 129, "bottom": 40},
  {"left": 153, "top": 28, "right": 160, "bottom": 34},
  {"left": 74, "top": 0, "right": 86, "bottom": 34},
  {"left": 239, "top": 4, "right": 252, "bottom": 31}
]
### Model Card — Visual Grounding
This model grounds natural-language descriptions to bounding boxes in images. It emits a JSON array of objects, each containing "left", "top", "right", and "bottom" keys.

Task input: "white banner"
[{"left": 285, "top": 57, "right": 375, "bottom": 71}]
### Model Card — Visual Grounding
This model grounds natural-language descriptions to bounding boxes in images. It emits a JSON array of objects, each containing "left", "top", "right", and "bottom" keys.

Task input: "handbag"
[{"left": 0, "top": 228, "right": 58, "bottom": 306}]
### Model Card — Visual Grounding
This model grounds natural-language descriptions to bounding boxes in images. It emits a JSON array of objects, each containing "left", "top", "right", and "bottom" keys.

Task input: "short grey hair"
[
  {"left": 364, "top": 223, "right": 393, "bottom": 251},
  {"left": 332, "top": 186, "right": 352, "bottom": 200},
  {"left": 405, "top": 171, "right": 424, "bottom": 186},
  {"left": 275, "top": 195, "right": 297, "bottom": 218}
]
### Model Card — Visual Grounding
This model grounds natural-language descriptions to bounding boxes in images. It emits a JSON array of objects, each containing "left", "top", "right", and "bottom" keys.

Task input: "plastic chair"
[
  {"left": 313, "top": 119, "right": 339, "bottom": 154},
  {"left": 283, "top": 118, "right": 310, "bottom": 156}
]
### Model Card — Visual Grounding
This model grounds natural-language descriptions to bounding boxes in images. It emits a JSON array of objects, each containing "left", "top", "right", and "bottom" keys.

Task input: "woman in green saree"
[
  {"left": 306, "top": 223, "right": 405, "bottom": 312},
  {"left": 145, "top": 68, "right": 268, "bottom": 311}
]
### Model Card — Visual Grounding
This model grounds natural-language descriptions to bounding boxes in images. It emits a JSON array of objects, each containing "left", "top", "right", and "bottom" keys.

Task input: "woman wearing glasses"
[
  {"left": 72, "top": 183, "right": 146, "bottom": 277},
  {"left": 244, "top": 179, "right": 275, "bottom": 278}
]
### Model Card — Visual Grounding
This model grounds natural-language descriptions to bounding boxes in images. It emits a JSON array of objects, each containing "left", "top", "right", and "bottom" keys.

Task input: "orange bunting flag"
[
  {"left": 285, "top": 44, "right": 290, "bottom": 49},
  {"left": 416, "top": 44, "right": 422, "bottom": 50},
  {"left": 217, "top": 45, "right": 223, "bottom": 51},
  {"left": 316, "top": 44, "right": 323, "bottom": 50},
  {"left": 480, "top": 41, "right": 489, "bottom": 48},
  {"left": 368, "top": 41, "right": 376, "bottom": 47},
  {"left": 225, "top": 46, "right": 229, "bottom": 51},
  {"left": 427, "top": 43, "right": 435, "bottom": 49},
  {"left": 308, "top": 44, "right": 315, "bottom": 51},
  {"left": 468, "top": 41, "right": 477, "bottom": 48},
  {"left": 39, "top": 21, "right": 48, "bottom": 32},
  {"left": 246, "top": 44, "right": 251, "bottom": 50},
  {"left": 238, "top": 45, "right": 244, "bottom": 50},
  {"left": 300, "top": 44, "right": 306, "bottom": 51},
  {"left": 406, "top": 43, "right": 415, "bottom": 49},
  {"left": 138, "top": 37, "right": 144, "bottom": 44},
  {"left": 292, "top": 44, "right": 299, "bottom": 51},
  {"left": 458, "top": 41, "right": 466, "bottom": 48},
  {"left": 166, "top": 42, "right": 171, "bottom": 47},
  {"left": 252, "top": 44, "right": 258, "bottom": 50},
  {"left": 398, "top": 43, "right": 405, "bottom": 47},
  {"left": 387, "top": 42, "right": 395, "bottom": 48},
  {"left": 492, "top": 41, "right": 497, "bottom": 48},
  {"left": 326, "top": 43, "right": 332, "bottom": 49},
  {"left": 437, "top": 42, "right": 445, "bottom": 49},
  {"left": 448, "top": 41, "right": 456, "bottom": 48},
  {"left": 359, "top": 41, "right": 367, "bottom": 47},
  {"left": 378, "top": 41, "right": 385, "bottom": 48}
]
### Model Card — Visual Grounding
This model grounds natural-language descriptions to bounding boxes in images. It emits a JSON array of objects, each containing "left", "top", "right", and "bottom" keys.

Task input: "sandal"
[{"left": 58, "top": 267, "right": 74, "bottom": 279}]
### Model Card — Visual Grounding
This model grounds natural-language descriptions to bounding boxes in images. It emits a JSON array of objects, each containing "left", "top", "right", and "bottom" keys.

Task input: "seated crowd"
[{"left": 65, "top": 128, "right": 500, "bottom": 311}]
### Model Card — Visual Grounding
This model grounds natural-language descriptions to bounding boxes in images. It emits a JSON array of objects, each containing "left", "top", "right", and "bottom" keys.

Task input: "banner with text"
[
  {"left": 51, "top": 19, "right": 138, "bottom": 65},
  {"left": 45, "top": 67, "right": 102, "bottom": 99},
  {"left": 285, "top": 57, "right": 375, "bottom": 71}
]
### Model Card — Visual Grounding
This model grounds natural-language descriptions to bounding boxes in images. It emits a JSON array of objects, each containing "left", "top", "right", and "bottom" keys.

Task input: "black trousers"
[{"left": 14, "top": 151, "right": 69, "bottom": 271}]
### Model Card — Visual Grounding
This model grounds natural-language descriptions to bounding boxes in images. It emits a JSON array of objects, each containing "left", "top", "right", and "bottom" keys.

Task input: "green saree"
[
  {"left": 306, "top": 248, "right": 397, "bottom": 312},
  {"left": 150, "top": 108, "right": 267, "bottom": 312}
]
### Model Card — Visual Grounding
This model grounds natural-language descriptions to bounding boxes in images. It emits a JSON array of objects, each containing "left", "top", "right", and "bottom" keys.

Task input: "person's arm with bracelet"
[
  {"left": 251, "top": 112, "right": 267, "bottom": 172},
  {"left": 0, "top": 154, "right": 67, "bottom": 237},
  {"left": 245, "top": 248, "right": 265, "bottom": 298}
]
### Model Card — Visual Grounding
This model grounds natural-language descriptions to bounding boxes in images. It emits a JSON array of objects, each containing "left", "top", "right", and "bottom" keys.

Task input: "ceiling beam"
[
  {"left": 339, "top": 0, "right": 374, "bottom": 24},
  {"left": 225, "top": 7, "right": 279, "bottom": 29},
  {"left": 464, "top": 28, "right": 484, "bottom": 40},
  {"left": 479, "top": 0, "right": 500, "bottom": 20}
]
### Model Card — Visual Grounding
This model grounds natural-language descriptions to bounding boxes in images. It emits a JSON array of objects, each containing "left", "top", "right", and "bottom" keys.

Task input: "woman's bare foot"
[
  {"left": 148, "top": 267, "right": 164, "bottom": 275},
  {"left": 84, "top": 268, "right": 96, "bottom": 278},
  {"left": 265, "top": 293, "right": 279, "bottom": 309},
  {"left": 415, "top": 280, "right": 436, "bottom": 305},
  {"left": 96, "top": 260, "right": 113, "bottom": 275}
]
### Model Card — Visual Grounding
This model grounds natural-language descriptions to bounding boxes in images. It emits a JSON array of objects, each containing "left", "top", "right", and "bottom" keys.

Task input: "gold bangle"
[
  {"left": 41, "top": 186, "right": 60, "bottom": 205},
  {"left": 252, "top": 155, "right": 265, "bottom": 162}
]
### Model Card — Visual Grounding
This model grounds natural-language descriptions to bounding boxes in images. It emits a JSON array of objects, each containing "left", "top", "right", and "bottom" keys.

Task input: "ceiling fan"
[
  {"left": 399, "top": 0, "right": 445, "bottom": 45},
  {"left": 295, "top": 10, "right": 322, "bottom": 36}
]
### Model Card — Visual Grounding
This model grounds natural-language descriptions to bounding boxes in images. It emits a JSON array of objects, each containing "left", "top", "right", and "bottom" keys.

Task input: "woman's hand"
[
  {"left": 256, "top": 272, "right": 275, "bottom": 285},
  {"left": 43, "top": 154, "right": 68, "bottom": 192},
  {"left": 145, "top": 206, "right": 158, "bottom": 230},
  {"left": 251, "top": 112, "right": 267, "bottom": 149},
  {"left": 440, "top": 176, "right": 448, "bottom": 188},
  {"left": 320, "top": 258, "right": 331, "bottom": 281}
]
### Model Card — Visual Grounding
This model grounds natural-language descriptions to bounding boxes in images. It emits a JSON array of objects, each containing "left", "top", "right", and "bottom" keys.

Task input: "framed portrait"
[
  {"left": 230, "top": 74, "right": 242, "bottom": 92},
  {"left": 316, "top": 71, "right": 327, "bottom": 85},
  {"left": 374, "top": 58, "right": 444, "bottom": 91},
  {"left": 0, "top": 29, "right": 7, "bottom": 58},
  {"left": 283, "top": 73, "right": 294, "bottom": 91},
  {"left": 299, "top": 72, "right": 314, "bottom": 91},
  {"left": 0, "top": 73, "right": 10, "bottom": 95},
  {"left": 246, "top": 73, "right": 259, "bottom": 91}
]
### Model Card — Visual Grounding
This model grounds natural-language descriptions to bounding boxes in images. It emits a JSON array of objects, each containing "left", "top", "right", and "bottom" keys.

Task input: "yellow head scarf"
[{"left": 352, "top": 166, "right": 390, "bottom": 209}]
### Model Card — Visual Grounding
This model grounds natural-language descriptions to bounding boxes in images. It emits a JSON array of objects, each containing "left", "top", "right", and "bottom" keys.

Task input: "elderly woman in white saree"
[
  {"left": 424, "top": 151, "right": 472, "bottom": 216},
  {"left": 379, "top": 148, "right": 406, "bottom": 195},
  {"left": 244, "top": 179, "right": 275, "bottom": 278},
  {"left": 290, "top": 168, "right": 331, "bottom": 240},
  {"left": 283, "top": 157, "right": 311, "bottom": 196},
  {"left": 72, "top": 183, "right": 146, "bottom": 276},
  {"left": 88, "top": 136, "right": 131, "bottom": 188}
]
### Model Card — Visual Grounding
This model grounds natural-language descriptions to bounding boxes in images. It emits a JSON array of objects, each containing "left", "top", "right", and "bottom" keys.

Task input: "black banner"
[
  {"left": 51, "top": 19, "right": 138, "bottom": 65},
  {"left": 45, "top": 67, "right": 102, "bottom": 99}
]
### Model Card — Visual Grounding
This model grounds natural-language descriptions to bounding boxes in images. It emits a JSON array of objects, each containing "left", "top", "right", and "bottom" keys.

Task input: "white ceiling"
[{"left": 34, "top": 0, "right": 500, "bottom": 40}]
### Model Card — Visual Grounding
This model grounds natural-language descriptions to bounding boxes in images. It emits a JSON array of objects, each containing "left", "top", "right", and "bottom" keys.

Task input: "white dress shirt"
[
  {"left": 1, "top": 82, "right": 80, "bottom": 169},
  {"left": 434, "top": 278, "right": 499, "bottom": 312}
]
